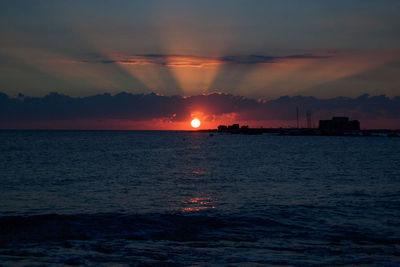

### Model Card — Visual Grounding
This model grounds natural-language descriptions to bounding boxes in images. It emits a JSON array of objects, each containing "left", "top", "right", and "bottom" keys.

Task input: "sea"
[{"left": 0, "top": 130, "right": 399, "bottom": 266}]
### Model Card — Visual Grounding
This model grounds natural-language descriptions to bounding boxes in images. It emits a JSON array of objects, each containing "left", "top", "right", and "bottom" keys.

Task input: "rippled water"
[{"left": 0, "top": 130, "right": 399, "bottom": 266}]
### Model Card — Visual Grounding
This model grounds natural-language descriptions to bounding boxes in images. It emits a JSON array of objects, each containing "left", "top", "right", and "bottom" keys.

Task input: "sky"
[{"left": 0, "top": 0, "right": 400, "bottom": 129}]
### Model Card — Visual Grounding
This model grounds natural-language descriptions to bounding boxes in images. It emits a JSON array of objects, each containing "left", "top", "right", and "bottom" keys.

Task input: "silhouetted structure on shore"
[
  {"left": 205, "top": 119, "right": 398, "bottom": 137},
  {"left": 217, "top": 124, "right": 262, "bottom": 134},
  {"left": 319, "top": 117, "right": 360, "bottom": 134},
  {"left": 217, "top": 125, "right": 228, "bottom": 131}
]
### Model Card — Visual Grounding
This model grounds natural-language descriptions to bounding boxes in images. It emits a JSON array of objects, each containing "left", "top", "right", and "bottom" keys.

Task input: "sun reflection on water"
[
  {"left": 191, "top": 170, "right": 206, "bottom": 175},
  {"left": 182, "top": 197, "right": 215, "bottom": 212}
]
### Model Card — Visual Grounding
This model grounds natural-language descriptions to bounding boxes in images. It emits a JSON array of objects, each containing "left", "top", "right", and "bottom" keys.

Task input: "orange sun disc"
[{"left": 191, "top": 119, "right": 201, "bottom": 128}]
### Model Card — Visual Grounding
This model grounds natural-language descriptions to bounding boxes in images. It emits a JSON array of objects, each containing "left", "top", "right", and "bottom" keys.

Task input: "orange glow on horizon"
[{"left": 3, "top": 117, "right": 399, "bottom": 130}]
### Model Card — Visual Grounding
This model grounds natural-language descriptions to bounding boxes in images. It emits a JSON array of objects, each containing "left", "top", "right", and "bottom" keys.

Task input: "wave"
[
  {"left": 0, "top": 213, "right": 290, "bottom": 244},
  {"left": 1, "top": 212, "right": 398, "bottom": 245},
  {"left": 1, "top": 213, "right": 399, "bottom": 265}
]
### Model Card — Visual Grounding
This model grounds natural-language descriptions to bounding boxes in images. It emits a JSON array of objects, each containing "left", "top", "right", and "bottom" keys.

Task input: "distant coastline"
[
  {"left": 195, "top": 128, "right": 400, "bottom": 137},
  {"left": 195, "top": 117, "right": 400, "bottom": 138},
  {"left": 0, "top": 128, "right": 399, "bottom": 137}
]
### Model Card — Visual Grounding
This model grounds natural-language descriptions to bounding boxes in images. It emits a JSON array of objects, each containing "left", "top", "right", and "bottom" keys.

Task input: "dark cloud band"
[
  {"left": 0, "top": 92, "right": 399, "bottom": 125},
  {"left": 59, "top": 53, "right": 332, "bottom": 68}
]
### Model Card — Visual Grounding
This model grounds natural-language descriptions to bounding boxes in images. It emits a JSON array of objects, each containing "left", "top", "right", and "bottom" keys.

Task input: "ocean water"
[{"left": 0, "top": 130, "right": 399, "bottom": 266}]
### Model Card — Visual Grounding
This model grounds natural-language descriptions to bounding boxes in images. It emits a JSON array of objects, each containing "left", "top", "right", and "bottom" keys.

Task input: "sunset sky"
[{"left": 0, "top": 1, "right": 399, "bottom": 129}]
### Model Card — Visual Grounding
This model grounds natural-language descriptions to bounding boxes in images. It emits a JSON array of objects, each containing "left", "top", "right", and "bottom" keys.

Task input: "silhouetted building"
[
  {"left": 218, "top": 124, "right": 242, "bottom": 133},
  {"left": 228, "top": 124, "right": 240, "bottom": 130},
  {"left": 241, "top": 125, "right": 249, "bottom": 130},
  {"left": 319, "top": 117, "right": 360, "bottom": 134},
  {"left": 218, "top": 125, "right": 227, "bottom": 131}
]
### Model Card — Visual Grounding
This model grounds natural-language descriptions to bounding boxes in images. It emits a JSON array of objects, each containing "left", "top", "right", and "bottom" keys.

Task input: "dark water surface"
[{"left": 0, "top": 130, "right": 399, "bottom": 266}]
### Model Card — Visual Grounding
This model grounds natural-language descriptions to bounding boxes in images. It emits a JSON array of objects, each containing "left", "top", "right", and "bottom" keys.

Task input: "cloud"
[
  {"left": 0, "top": 91, "right": 399, "bottom": 129},
  {"left": 297, "top": 61, "right": 400, "bottom": 98},
  {"left": 58, "top": 53, "right": 331, "bottom": 68}
]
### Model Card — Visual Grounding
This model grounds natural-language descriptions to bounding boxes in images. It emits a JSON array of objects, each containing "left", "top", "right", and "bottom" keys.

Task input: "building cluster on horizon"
[
  {"left": 218, "top": 124, "right": 247, "bottom": 132},
  {"left": 319, "top": 117, "right": 360, "bottom": 134},
  {"left": 210, "top": 117, "right": 399, "bottom": 137},
  {"left": 280, "top": 116, "right": 361, "bottom": 136},
  {"left": 217, "top": 124, "right": 261, "bottom": 134}
]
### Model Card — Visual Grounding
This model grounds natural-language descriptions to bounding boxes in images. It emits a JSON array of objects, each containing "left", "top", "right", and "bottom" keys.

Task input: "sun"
[{"left": 191, "top": 118, "right": 201, "bottom": 128}]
